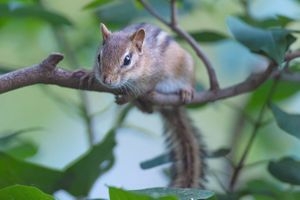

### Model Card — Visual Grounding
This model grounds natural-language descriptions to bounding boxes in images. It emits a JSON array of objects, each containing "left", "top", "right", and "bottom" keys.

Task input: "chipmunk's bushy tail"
[{"left": 160, "top": 107, "right": 206, "bottom": 188}]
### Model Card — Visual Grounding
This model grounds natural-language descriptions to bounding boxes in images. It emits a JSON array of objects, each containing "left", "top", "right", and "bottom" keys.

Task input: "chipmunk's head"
[{"left": 95, "top": 23, "right": 145, "bottom": 89}]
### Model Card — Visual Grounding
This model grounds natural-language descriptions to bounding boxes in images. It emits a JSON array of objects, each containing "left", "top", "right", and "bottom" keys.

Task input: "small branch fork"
[
  {"left": 137, "top": 0, "right": 219, "bottom": 90},
  {"left": 0, "top": 53, "right": 111, "bottom": 94},
  {"left": 1, "top": 51, "right": 300, "bottom": 106}
]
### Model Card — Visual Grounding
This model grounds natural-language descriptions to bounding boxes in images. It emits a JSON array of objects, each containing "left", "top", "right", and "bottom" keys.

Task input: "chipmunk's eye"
[
  {"left": 97, "top": 54, "right": 101, "bottom": 63},
  {"left": 123, "top": 54, "right": 131, "bottom": 66}
]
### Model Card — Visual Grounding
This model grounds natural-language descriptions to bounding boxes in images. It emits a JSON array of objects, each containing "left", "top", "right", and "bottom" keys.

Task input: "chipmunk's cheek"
[
  {"left": 94, "top": 68, "right": 102, "bottom": 83},
  {"left": 114, "top": 76, "right": 123, "bottom": 87},
  {"left": 123, "top": 71, "right": 136, "bottom": 81},
  {"left": 117, "top": 76, "right": 128, "bottom": 87},
  {"left": 111, "top": 76, "right": 127, "bottom": 89}
]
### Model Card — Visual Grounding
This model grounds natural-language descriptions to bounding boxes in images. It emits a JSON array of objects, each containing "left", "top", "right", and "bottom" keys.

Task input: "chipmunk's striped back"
[{"left": 120, "top": 23, "right": 173, "bottom": 55}]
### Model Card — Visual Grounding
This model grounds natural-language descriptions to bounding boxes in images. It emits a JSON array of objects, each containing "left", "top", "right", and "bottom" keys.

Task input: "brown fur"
[{"left": 94, "top": 23, "right": 206, "bottom": 188}]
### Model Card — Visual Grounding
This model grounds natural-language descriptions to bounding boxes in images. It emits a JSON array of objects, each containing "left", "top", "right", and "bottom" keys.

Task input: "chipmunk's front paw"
[
  {"left": 115, "top": 95, "right": 131, "bottom": 105},
  {"left": 179, "top": 88, "right": 194, "bottom": 103},
  {"left": 72, "top": 69, "right": 95, "bottom": 89}
]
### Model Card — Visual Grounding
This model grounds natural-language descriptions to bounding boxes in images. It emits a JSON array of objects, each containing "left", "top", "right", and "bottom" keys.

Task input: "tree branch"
[
  {"left": 2, "top": 52, "right": 300, "bottom": 106},
  {"left": 281, "top": 72, "right": 300, "bottom": 82},
  {"left": 137, "top": 0, "right": 220, "bottom": 90},
  {"left": 0, "top": 53, "right": 113, "bottom": 94},
  {"left": 149, "top": 62, "right": 275, "bottom": 106}
]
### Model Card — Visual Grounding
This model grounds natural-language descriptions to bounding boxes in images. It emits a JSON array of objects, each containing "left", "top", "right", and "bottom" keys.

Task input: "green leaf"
[
  {"left": 208, "top": 148, "right": 230, "bottom": 158},
  {"left": 59, "top": 129, "right": 116, "bottom": 196},
  {"left": 0, "top": 185, "right": 54, "bottom": 200},
  {"left": 244, "top": 180, "right": 279, "bottom": 198},
  {"left": 177, "top": 0, "right": 200, "bottom": 13},
  {"left": 268, "top": 157, "right": 300, "bottom": 185},
  {"left": 252, "top": 190, "right": 300, "bottom": 200},
  {"left": 246, "top": 80, "right": 300, "bottom": 110},
  {"left": 5, "top": 141, "right": 38, "bottom": 159},
  {"left": 95, "top": 0, "right": 170, "bottom": 28},
  {"left": 219, "top": 180, "right": 300, "bottom": 200},
  {"left": 177, "top": 31, "right": 227, "bottom": 43},
  {"left": 0, "top": 127, "right": 42, "bottom": 145},
  {"left": 141, "top": 148, "right": 229, "bottom": 170},
  {"left": 227, "top": 17, "right": 296, "bottom": 64},
  {"left": 0, "top": 128, "right": 41, "bottom": 159},
  {"left": 216, "top": 193, "right": 240, "bottom": 200},
  {"left": 95, "top": 0, "right": 145, "bottom": 26},
  {"left": 110, "top": 187, "right": 178, "bottom": 200},
  {"left": 270, "top": 103, "right": 300, "bottom": 140},
  {"left": 135, "top": 187, "right": 215, "bottom": 200},
  {"left": 286, "top": 192, "right": 300, "bottom": 200},
  {"left": 83, "top": 0, "right": 114, "bottom": 10},
  {"left": 0, "top": 130, "right": 116, "bottom": 196},
  {"left": 0, "top": 152, "right": 63, "bottom": 193},
  {"left": 0, "top": 67, "right": 11, "bottom": 74},
  {"left": 0, "top": 4, "right": 72, "bottom": 26},
  {"left": 238, "top": 15, "right": 294, "bottom": 28},
  {"left": 95, "top": 0, "right": 198, "bottom": 29},
  {"left": 140, "top": 153, "right": 170, "bottom": 170}
]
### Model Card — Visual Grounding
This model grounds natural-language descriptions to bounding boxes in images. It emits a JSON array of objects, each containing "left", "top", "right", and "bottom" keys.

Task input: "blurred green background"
[{"left": 1, "top": 0, "right": 300, "bottom": 199}]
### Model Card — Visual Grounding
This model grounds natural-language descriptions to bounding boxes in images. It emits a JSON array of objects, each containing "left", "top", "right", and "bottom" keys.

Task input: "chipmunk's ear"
[
  {"left": 100, "top": 23, "right": 111, "bottom": 42},
  {"left": 130, "top": 29, "right": 145, "bottom": 52}
]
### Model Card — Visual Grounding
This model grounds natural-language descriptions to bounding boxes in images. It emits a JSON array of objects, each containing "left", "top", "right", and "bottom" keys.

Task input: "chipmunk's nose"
[{"left": 102, "top": 75, "right": 112, "bottom": 85}]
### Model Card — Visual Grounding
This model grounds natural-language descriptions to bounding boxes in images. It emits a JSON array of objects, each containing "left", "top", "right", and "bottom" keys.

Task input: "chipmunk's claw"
[
  {"left": 72, "top": 69, "right": 95, "bottom": 89},
  {"left": 179, "top": 87, "right": 194, "bottom": 104},
  {"left": 115, "top": 94, "right": 131, "bottom": 105}
]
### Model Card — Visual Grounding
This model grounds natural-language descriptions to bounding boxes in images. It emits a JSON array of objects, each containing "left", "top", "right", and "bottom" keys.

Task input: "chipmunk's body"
[{"left": 95, "top": 23, "right": 206, "bottom": 188}]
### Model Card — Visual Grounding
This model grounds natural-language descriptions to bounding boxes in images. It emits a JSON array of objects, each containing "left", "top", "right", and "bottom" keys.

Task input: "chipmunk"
[{"left": 94, "top": 23, "right": 206, "bottom": 188}]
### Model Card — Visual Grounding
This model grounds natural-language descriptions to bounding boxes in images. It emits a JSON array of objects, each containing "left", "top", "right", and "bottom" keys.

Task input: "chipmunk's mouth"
[
  {"left": 102, "top": 81, "right": 120, "bottom": 89},
  {"left": 103, "top": 79, "right": 129, "bottom": 90}
]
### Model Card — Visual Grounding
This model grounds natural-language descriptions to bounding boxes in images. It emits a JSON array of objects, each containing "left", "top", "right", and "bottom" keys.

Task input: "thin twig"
[
  {"left": 51, "top": 23, "right": 96, "bottom": 146},
  {"left": 137, "top": 0, "right": 220, "bottom": 90},
  {"left": 228, "top": 71, "right": 281, "bottom": 191},
  {"left": 170, "top": 0, "right": 177, "bottom": 26},
  {"left": 284, "top": 50, "right": 300, "bottom": 60},
  {"left": 79, "top": 93, "right": 95, "bottom": 145},
  {"left": 280, "top": 72, "right": 300, "bottom": 82},
  {"left": 210, "top": 170, "right": 229, "bottom": 193},
  {"left": 139, "top": 0, "right": 168, "bottom": 24}
]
